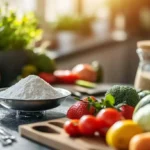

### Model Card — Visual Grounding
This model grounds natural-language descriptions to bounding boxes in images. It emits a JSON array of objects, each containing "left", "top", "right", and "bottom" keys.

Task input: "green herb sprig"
[{"left": 0, "top": 3, "right": 42, "bottom": 51}]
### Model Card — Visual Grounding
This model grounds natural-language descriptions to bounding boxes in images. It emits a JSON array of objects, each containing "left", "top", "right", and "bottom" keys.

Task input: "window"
[
  {"left": 0, "top": 0, "right": 108, "bottom": 22},
  {"left": 82, "top": 0, "right": 107, "bottom": 16},
  {"left": 45, "top": 0, "right": 77, "bottom": 22},
  {"left": 0, "top": 0, "right": 36, "bottom": 13}
]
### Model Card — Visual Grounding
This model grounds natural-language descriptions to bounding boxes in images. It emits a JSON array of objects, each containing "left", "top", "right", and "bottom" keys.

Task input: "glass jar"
[{"left": 134, "top": 41, "right": 150, "bottom": 90}]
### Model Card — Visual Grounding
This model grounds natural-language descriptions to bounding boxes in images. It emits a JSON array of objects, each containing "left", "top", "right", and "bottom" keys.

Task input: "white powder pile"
[{"left": 0, "top": 75, "right": 66, "bottom": 100}]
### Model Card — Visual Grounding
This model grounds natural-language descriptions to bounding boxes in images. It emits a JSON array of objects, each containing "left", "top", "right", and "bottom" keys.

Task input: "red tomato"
[
  {"left": 54, "top": 70, "right": 79, "bottom": 84},
  {"left": 38, "top": 72, "right": 56, "bottom": 84},
  {"left": 79, "top": 115, "right": 98, "bottom": 136},
  {"left": 95, "top": 118, "right": 110, "bottom": 137},
  {"left": 63, "top": 119, "right": 80, "bottom": 137},
  {"left": 119, "top": 105, "right": 134, "bottom": 119},
  {"left": 96, "top": 108, "right": 124, "bottom": 136}
]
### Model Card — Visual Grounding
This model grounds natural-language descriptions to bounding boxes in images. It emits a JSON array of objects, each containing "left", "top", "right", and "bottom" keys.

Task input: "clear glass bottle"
[{"left": 134, "top": 41, "right": 150, "bottom": 90}]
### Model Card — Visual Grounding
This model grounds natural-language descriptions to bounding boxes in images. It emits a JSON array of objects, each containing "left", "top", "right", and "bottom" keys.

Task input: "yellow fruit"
[
  {"left": 22, "top": 65, "right": 37, "bottom": 77},
  {"left": 106, "top": 120, "right": 143, "bottom": 149}
]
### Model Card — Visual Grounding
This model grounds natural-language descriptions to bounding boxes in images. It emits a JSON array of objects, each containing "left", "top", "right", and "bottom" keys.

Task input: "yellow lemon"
[{"left": 106, "top": 120, "right": 143, "bottom": 149}]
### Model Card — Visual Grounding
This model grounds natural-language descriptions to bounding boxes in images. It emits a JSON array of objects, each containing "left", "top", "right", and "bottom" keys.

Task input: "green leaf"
[
  {"left": 87, "top": 97, "right": 93, "bottom": 102},
  {"left": 104, "top": 94, "right": 115, "bottom": 106},
  {"left": 104, "top": 101, "right": 115, "bottom": 108},
  {"left": 93, "top": 102, "right": 103, "bottom": 109}
]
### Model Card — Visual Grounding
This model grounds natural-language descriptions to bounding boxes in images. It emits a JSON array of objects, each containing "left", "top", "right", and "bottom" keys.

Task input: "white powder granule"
[{"left": 0, "top": 75, "right": 66, "bottom": 100}]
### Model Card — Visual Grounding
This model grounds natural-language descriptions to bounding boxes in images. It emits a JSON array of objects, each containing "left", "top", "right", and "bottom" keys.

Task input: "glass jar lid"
[{"left": 137, "top": 40, "right": 150, "bottom": 52}]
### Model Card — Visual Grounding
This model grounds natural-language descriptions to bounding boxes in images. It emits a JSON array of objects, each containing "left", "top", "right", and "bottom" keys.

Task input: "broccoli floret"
[{"left": 105, "top": 85, "right": 140, "bottom": 107}]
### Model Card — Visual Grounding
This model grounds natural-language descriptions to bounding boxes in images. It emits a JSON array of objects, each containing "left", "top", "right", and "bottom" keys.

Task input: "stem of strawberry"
[{"left": 73, "top": 95, "right": 117, "bottom": 114}]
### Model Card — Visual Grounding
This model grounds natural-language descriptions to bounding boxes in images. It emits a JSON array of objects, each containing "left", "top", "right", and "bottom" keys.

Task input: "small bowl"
[{"left": 0, "top": 88, "right": 71, "bottom": 111}]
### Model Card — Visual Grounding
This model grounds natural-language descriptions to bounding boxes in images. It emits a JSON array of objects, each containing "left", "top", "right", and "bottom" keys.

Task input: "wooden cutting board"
[{"left": 19, "top": 118, "right": 115, "bottom": 150}]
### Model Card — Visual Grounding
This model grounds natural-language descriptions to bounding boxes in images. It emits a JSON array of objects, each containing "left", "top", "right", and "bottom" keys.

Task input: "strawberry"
[{"left": 67, "top": 101, "right": 96, "bottom": 119}]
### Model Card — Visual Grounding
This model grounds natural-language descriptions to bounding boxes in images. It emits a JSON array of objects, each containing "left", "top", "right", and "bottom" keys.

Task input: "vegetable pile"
[
  {"left": 18, "top": 61, "right": 103, "bottom": 86},
  {"left": 23, "top": 62, "right": 102, "bottom": 86},
  {"left": 16, "top": 52, "right": 56, "bottom": 81},
  {"left": 64, "top": 108, "right": 124, "bottom": 137},
  {"left": 53, "top": 63, "right": 102, "bottom": 85},
  {"left": 64, "top": 85, "right": 150, "bottom": 150}
]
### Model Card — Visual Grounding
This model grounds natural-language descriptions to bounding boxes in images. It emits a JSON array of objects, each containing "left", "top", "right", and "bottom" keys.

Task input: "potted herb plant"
[
  {"left": 0, "top": 4, "right": 56, "bottom": 87},
  {"left": 51, "top": 15, "right": 93, "bottom": 49}
]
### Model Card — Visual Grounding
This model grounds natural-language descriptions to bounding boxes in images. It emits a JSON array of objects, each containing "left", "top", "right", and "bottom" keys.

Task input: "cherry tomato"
[
  {"left": 38, "top": 72, "right": 56, "bottom": 84},
  {"left": 95, "top": 118, "right": 110, "bottom": 136},
  {"left": 54, "top": 70, "right": 79, "bottom": 84},
  {"left": 119, "top": 105, "right": 134, "bottom": 119},
  {"left": 79, "top": 115, "right": 98, "bottom": 136},
  {"left": 63, "top": 119, "right": 80, "bottom": 137},
  {"left": 96, "top": 108, "right": 124, "bottom": 136}
]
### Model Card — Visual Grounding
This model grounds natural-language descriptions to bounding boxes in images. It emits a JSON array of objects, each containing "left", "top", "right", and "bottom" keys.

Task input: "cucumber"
[
  {"left": 75, "top": 80, "right": 96, "bottom": 88},
  {"left": 134, "top": 95, "right": 150, "bottom": 114},
  {"left": 133, "top": 95, "right": 150, "bottom": 131},
  {"left": 138, "top": 90, "right": 150, "bottom": 100}
]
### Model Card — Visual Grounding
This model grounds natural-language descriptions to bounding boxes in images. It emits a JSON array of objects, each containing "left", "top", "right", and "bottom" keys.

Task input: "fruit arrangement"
[
  {"left": 52, "top": 62, "right": 103, "bottom": 85},
  {"left": 63, "top": 85, "right": 150, "bottom": 150},
  {"left": 19, "top": 61, "right": 103, "bottom": 86}
]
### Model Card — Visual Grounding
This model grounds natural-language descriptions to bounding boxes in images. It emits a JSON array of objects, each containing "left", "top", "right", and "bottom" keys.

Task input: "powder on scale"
[{"left": 0, "top": 75, "right": 65, "bottom": 100}]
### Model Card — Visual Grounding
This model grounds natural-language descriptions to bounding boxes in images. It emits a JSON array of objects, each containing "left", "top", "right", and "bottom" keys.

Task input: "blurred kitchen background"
[{"left": 0, "top": 0, "right": 149, "bottom": 87}]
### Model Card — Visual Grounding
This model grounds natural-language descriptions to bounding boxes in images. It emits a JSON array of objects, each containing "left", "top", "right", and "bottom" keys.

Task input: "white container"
[
  {"left": 91, "top": 20, "right": 110, "bottom": 37},
  {"left": 56, "top": 31, "right": 78, "bottom": 50}
]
